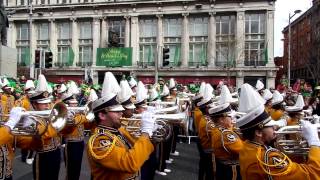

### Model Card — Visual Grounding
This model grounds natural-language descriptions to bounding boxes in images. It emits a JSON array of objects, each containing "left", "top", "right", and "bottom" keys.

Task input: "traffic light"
[
  {"left": 45, "top": 51, "right": 53, "bottom": 68},
  {"left": 162, "top": 48, "right": 170, "bottom": 67},
  {"left": 35, "top": 50, "right": 41, "bottom": 68}
]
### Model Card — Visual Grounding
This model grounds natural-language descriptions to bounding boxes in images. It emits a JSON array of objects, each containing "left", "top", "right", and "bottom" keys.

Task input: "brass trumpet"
[
  {"left": 66, "top": 101, "right": 95, "bottom": 125},
  {"left": 120, "top": 117, "right": 172, "bottom": 142},
  {"left": 0, "top": 102, "right": 68, "bottom": 136},
  {"left": 275, "top": 124, "right": 320, "bottom": 155}
]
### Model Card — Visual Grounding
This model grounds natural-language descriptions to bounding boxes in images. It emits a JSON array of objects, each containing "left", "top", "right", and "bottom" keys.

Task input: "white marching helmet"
[
  {"left": 169, "top": 78, "right": 176, "bottom": 90},
  {"left": 24, "top": 80, "right": 35, "bottom": 91},
  {"left": 219, "top": 85, "right": 238, "bottom": 104},
  {"left": 88, "top": 89, "right": 98, "bottom": 102},
  {"left": 285, "top": 94, "right": 305, "bottom": 112},
  {"left": 271, "top": 90, "right": 284, "bottom": 106},
  {"left": 161, "top": 85, "right": 170, "bottom": 97},
  {"left": 255, "top": 80, "right": 264, "bottom": 91},
  {"left": 263, "top": 89, "right": 273, "bottom": 101},
  {"left": 92, "top": 72, "right": 124, "bottom": 112},
  {"left": 197, "top": 83, "right": 214, "bottom": 107},
  {"left": 118, "top": 80, "right": 135, "bottom": 110},
  {"left": 192, "top": 82, "right": 206, "bottom": 101},
  {"left": 134, "top": 81, "right": 148, "bottom": 107}
]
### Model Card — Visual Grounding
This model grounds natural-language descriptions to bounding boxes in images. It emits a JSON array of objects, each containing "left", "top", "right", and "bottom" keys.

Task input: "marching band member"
[
  {"left": 238, "top": 84, "right": 320, "bottom": 180},
  {"left": 168, "top": 78, "right": 180, "bottom": 157},
  {"left": 255, "top": 80, "right": 265, "bottom": 96},
  {"left": 197, "top": 83, "right": 215, "bottom": 180},
  {"left": 87, "top": 72, "right": 155, "bottom": 180},
  {"left": 209, "top": 85, "right": 243, "bottom": 180},
  {"left": 263, "top": 89, "right": 273, "bottom": 114},
  {"left": 118, "top": 79, "right": 136, "bottom": 119},
  {"left": 270, "top": 91, "right": 285, "bottom": 121},
  {"left": 1, "top": 78, "right": 15, "bottom": 121},
  {"left": 61, "top": 82, "right": 93, "bottom": 180},
  {"left": 16, "top": 79, "right": 35, "bottom": 164},
  {"left": 133, "top": 81, "right": 158, "bottom": 180},
  {"left": 285, "top": 95, "right": 305, "bottom": 126},
  {"left": 29, "top": 74, "right": 62, "bottom": 180},
  {"left": 192, "top": 82, "right": 206, "bottom": 132}
]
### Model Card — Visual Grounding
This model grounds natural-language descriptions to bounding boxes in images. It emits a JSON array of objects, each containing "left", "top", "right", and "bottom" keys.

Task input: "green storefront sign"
[{"left": 96, "top": 48, "right": 132, "bottom": 67}]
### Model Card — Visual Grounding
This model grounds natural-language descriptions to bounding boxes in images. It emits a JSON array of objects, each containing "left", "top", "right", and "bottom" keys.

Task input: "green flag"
[
  {"left": 67, "top": 47, "right": 75, "bottom": 66},
  {"left": 200, "top": 45, "right": 206, "bottom": 65},
  {"left": 22, "top": 47, "right": 30, "bottom": 66},
  {"left": 264, "top": 42, "right": 268, "bottom": 65},
  {"left": 174, "top": 46, "right": 181, "bottom": 66},
  {"left": 147, "top": 46, "right": 152, "bottom": 63}
]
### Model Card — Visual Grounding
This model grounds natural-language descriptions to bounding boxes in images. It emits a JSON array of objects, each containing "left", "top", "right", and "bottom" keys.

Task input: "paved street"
[{"left": 13, "top": 140, "right": 199, "bottom": 180}]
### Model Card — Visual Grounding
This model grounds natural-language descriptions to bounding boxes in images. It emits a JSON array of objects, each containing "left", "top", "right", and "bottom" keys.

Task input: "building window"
[
  {"left": 37, "top": 23, "right": 50, "bottom": 49},
  {"left": 16, "top": 23, "right": 29, "bottom": 66},
  {"left": 17, "top": 0, "right": 26, "bottom": 6},
  {"left": 108, "top": 19, "right": 125, "bottom": 47},
  {"left": 57, "top": 22, "right": 72, "bottom": 66},
  {"left": 163, "top": 17, "right": 182, "bottom": 66},
  {"left": 245, "top": 12, "right": 266, "bottom": 66},
  {"left": 78, "top": 21, "right": 92, "bottom": 66},
  {"left": 216, "top": 15, "right": 236, "bottom": 67},
  {"left": 138, "top": 18, "right": 157, "bottom": 67},
  {"left": 189, "top": 17, "right": 208, "bottom": 67}
]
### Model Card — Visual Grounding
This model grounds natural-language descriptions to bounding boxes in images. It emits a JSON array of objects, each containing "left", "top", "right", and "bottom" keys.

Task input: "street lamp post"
[
  {"left": 288, "top": 9, "right": 301, "bottom": 88},
  {"left": 28, "top": 0, "right": 34, "bottom": 78}
]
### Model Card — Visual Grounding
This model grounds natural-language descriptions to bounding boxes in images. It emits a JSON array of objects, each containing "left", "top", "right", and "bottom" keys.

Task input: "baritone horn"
[
  {"left": 120, "top": 117, "right": 172, "bottom": 142},
  {"left": 1, "top": 102, "right": 68, "bottom": 136},
  {"left": 275, "top": 124, "right": 320, "bottom": 155},
  {"left": 66, "top": 101, "right": 95, "bottom": 125}
]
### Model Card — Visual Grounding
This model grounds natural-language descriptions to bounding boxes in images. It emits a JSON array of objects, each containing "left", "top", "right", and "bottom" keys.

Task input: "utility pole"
[{"left": 28, "top": 0, "right": 34, "bottom": 78}]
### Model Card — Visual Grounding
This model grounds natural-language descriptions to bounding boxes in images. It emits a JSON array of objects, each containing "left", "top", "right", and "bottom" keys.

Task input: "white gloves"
[
  {"left": 5, "top": 107, "right": 25, "bottom": 130},
  {"left": 141, "top": 111, "right": 156, "bottom": 137},
  {"left": 301, "top": 120, "right": 320, "bottom": 147}
]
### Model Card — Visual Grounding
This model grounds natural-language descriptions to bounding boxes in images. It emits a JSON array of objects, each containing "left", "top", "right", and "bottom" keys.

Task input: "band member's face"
[
  {"left": 68, "top": 102, "right": 78, "bottom": 107},
  {"left": 261, "top": 127, "right": 276, "bottom": 146},
  {"left": 135, "top": 107, "right": 147, "bottom": 114},
  {"left": 35, "top": 103, "right": 50, "bottom": 111},
  {"left": 221, "top": 116, "right": 233, "bottom": 128},
  {"left": 170, "top": 90, "right": 177, "bottom": 96},
  {"left": 123, "top": 108, "right": 133, "bottom": 118},
  {"left": 107, "top": 111, "right": 123, "bottom": 129}
]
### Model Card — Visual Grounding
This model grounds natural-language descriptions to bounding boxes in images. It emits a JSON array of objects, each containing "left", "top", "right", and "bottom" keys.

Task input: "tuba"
[
  {"left": 120, "top": 117, "right": 172, "bottom": 142},
  {"left": 275, "top": 124, "right": 320, "bottom": 155},
  {"left": 0, "top": 102, "right": 68, "bottom": 136},
  {"left": 66, "top": 101, "right": 95, "bottom": 125}
]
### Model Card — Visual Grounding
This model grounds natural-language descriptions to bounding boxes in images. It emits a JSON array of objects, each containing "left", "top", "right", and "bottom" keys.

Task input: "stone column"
[
  {"left": 130, "top": 16, "right": 139, "bottom": 67},
  {"left": 100, "top": 17, "right": 107, "bottom": 48},
  {"left": 236, "top": 11, "right": 245, "bottom": 67},
  {"left": 236, "top": 71, "right": 244, "bottom": 90},
  {"left": 30, "top": 21, "right": 37, "bottom": 66},
  {"left": 124, "top": 16, "right": 130, "bottom": 47},
  {"left": 266, "top": 70, "right": 276, "bottom": 89},
  {"left": 156, "top": 14, "right": 163, "bottom": 68},
  {"left": 266, "top": 11, "right": 275, "bottom": 67},
  {"left": 207, "top": 12, "right": 216, "bottom": 67},
  {"left": 181, "top": 13, "right": 189, "bottom": 67},
  {"left": 92, "top": 18, "right": 101, "bottom": 66},
  {"left": 71, "top": 18, "right": 79, "bottom": 67},
  {"left": 7, "top": 21, "right": 16, "bottom": 48},
  {"left": 49, "top": 19, "right": 57, "bottom": 67}
]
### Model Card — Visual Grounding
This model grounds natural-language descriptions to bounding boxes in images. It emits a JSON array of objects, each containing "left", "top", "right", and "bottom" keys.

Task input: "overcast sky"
[{"left": 274, "top": 0, "right": 313, "bottom": 57}]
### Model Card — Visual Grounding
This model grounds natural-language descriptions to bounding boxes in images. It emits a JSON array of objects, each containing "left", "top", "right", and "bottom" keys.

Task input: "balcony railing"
[
  {"left": 76, "top": 61, "right": 93, "bottom": 67},
  {"left": 188, "top": 61, "right": 208, "bottom": 67},
  {"left": 137, "top": 61, "right": 155, "bottom": 67},
  {"left": 244, "top": 60, "right": 266, "bottom": 66},
  {"left": 54, "top": 62, "right": 72, "bottom": 67}
]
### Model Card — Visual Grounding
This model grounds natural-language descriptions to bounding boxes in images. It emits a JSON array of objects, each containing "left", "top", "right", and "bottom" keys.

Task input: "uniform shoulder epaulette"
[
  {"left": 256, "top": 147, "right": 293, "bottom": 176},
  {"left": 88, "top": 131, "right": 117, "bottom": 160},
  {"left": 221, "top": 129, "right": 238, "bottom": 143}
]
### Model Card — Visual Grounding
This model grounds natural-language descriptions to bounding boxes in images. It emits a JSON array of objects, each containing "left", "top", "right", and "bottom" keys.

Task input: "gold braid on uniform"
[
  {"left": 88, "top": 131, "right": 117, "bottom": 160},
  {"left": 256, "top": 147, "right": 293, "bottom": 176}
]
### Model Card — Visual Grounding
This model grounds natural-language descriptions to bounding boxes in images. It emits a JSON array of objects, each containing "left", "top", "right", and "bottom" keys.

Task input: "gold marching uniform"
[
  {"left": 239, "top": 141, "right": 320, "bottom": 180},
  {"left": 1, "top": 94, "right": 15, "bottom": 121},
  {"left": 14, "top": 95, "right": 32, "bottom": 111},
  {"left": 193, "top": 107, "right": 202, "bottom": 131},
  {"left": 198, "top": 115, "right": 212, "bottom": 152},
  {"left": 87, "top": 125, "right": 154, "bottom": 180},
  {"left": 62, "top": 113, "right": 91, "bottom": 180},
  {"left": 270, "top": 109, "right": 284, "bottom": 121},
  {"left": 211, "top": 126, "right": 243, "bottom": 180}
]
